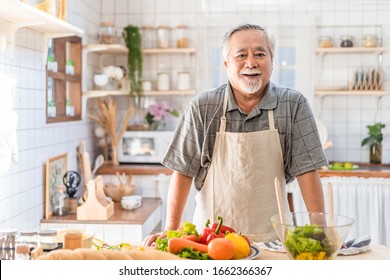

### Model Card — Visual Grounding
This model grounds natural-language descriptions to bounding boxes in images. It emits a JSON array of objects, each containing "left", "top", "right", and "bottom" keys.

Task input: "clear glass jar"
[
  {"left": 157, "top": 26, "right": 171, "bottom": 49},
  {"left": 19, "top": 230, "right": 39, "bottom": 249},
  {"left": 99, "top": 21, "right": 116, "bottom": 44},
  {"left": 0, "top": 229, "right": 18, "bottom": 260},
  {"left": 141, "top": 26, "right": 157, "bottom": 49},
  {"left": 340, "top": 35, "right": 354, "bottom": 47},
  {"left": 318, "top": 36, "right": 333, "bottom": 48},
  {"left": 173, "top": 25, "right": 189, "bottom": 48},
  {"left": 38, "top": 230, "right": 58, "bottom": 250},
  {"left": 363, "top": 35, "right": 378, "bottom": 47}
]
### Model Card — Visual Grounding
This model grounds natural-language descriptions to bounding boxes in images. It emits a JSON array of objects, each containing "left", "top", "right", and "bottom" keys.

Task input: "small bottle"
[
  {"left": 340, "top": 35, "right": 354, "bottom": 47},
  {"left": 141, "top": 26, "right": 157, "bottom": 49},
  {"left": 63, "top": 230, "right": 83, "bottom": 250},
  {"left": 99, "top": 21, "right": 116, "bottom": 44},
  {"left": 157, "top": 26, "right": 171, "bottom": 48},
  {"left": 15, "top": 242, "right": 30, "bottom": 260},
  {"left": 318, "top": 36, "right": 333, "bottom": 48},
  {"left": 173, "top": 25, "right": 189, "bottom": 48},
  {"left": 362, "top": 35, "right": 378, "bottom": 47}
]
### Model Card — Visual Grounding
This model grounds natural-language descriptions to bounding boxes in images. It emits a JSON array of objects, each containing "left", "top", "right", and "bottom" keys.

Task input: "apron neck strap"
[
  {"left": 221, "top": 87, "right": 276, "bottom": 131},
  {"left": 268, "top": 110, "right": 275, "bottom": 129},
  {"left": 220, "top": 88, "right": 229, "bottom": 132}
]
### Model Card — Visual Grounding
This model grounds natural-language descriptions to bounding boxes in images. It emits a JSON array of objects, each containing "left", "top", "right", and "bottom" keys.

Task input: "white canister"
[
  {"left": 157, "top": 73, "right": 170, "bottom": 91},
  {"left": 142, "top": 80, "right": 152, "bottom": 91},
  {"left": 177, "top": 72, "right": 190, "bottom": 91}
]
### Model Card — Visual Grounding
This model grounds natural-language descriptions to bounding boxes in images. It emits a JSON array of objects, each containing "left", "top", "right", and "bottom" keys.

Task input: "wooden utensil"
[
  {"left": 80, "top": 140, "right": 92, "bottom": 185},
  {"left": 327, "top": 182, "right": 334, "bottom": 225}
]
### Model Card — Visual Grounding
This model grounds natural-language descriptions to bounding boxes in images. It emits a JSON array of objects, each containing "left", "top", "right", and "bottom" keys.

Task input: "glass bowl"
[{"left": 270, "top": 212, "right": 354, "bottom": 260}]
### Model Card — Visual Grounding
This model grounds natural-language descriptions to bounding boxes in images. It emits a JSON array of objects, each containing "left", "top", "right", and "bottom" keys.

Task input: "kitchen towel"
[{"left": 257, "top": 235, "right": 372, "bottom": 255}]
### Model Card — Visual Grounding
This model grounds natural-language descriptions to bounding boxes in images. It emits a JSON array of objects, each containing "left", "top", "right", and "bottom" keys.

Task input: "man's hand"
[{"left": 142, "top": 231, "right": 168, "bottom": 247}]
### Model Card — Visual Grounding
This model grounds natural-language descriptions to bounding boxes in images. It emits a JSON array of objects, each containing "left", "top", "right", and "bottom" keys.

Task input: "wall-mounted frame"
[
  {"left": 46, "top": 36, "right": 82, "bottom": 123},
  {"left": 45, "top": 153, "right": 68, "bottom": 219}
]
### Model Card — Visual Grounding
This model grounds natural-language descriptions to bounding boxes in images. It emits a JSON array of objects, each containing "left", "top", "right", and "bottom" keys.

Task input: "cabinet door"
[{"left": 46, "top": 36, "right": 82, "bottom": 123}]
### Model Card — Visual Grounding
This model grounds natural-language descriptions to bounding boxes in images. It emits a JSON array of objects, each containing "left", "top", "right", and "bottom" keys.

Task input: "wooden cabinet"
[{"left": 47, "top": 36, "right": 82, "bottom": 123}]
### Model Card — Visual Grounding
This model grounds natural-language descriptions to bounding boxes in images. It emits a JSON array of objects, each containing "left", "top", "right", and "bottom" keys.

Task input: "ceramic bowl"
[
  {"left": 93, "top": 73, "right": 109, "bottom": 88},
  {"left": 270, "top": 212, "right": 354, "bottom": 260},
  {"left": 121, "top": 195, "right": 142, "bottom": 210}
]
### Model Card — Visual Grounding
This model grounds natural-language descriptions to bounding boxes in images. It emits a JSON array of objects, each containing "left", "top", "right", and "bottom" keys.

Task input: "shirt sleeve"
[
  {"left": 287, "top": 95, "right": 329, "bottom": 178},
  {"left": 161, "top": 99, "right": 204, "bottom": 178}
]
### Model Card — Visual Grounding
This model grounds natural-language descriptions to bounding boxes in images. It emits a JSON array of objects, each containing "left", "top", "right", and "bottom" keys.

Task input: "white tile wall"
[{"left": 1, "top": 0, "right": 390, "bottom": 238}]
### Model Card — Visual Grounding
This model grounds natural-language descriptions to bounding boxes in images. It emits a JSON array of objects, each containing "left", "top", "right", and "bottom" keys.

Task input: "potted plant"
[
  {"left": 122, "top": 25, "right": 143, "bottom": 108},
  {"left": 361, "top": 122, "right": 386, "bottom": 164}
]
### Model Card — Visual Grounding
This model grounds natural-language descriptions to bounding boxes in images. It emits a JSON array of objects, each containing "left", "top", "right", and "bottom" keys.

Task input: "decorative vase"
[{"left": 369, "top": 142, "right": 382, "bottom": 164}]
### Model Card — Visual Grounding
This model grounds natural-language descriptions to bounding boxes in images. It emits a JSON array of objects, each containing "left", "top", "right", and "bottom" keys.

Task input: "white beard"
[{"left": 239, "top": 77, "right": 262, "bottom": 94}]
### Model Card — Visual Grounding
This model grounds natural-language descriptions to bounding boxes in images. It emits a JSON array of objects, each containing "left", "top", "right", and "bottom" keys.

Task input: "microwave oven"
[{"left": 118, "top": 131, "right": 174, "bottom": 163}]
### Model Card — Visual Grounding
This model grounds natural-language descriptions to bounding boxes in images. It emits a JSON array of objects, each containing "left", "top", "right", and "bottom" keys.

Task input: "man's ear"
[{"left": 223, "top": 60, "right": 228, "bottom": 70}]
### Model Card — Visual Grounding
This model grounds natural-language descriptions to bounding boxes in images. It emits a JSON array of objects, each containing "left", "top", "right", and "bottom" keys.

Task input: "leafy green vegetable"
[
  {"left": 155, "top": 221, "right": 210, "bottom": 260},
  {"left": 284, "top": 224, "right": 335, "bottom": 259}
]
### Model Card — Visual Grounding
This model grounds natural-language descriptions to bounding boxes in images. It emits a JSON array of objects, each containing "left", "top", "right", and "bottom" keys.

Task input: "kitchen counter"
[
  {"left": 41, "top": 198, "right": 161, "bottom": 224},
  {"left": 319, "top": 162, "right": 390, "bottom": 178},
  {"left": 40, "top": 198, "right": 162, "bottom": 243},
  {"left": 97, "top": 162, "right": 390, "bottom": 178},
  {"left": 97, "top": 163, "right": 173, "bottom": 176}
]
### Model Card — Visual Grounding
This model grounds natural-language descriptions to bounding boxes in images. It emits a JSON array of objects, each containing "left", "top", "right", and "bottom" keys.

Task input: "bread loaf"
[{"left": 36, "top": 248, "right": 183, "bottom": 260}]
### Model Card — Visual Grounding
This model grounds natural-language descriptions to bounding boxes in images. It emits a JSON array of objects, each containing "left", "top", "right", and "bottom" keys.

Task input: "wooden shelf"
[
  {"left": 315, "top": 90, "right": 386, "bottom": 96},
  {"left": 0, "top": 0, "right": 83, "bottom": 60},
  {"left": 316, "top": 47, "right": 386, "bottom": 54},
  {"left": 143, "top": 90, "right": 196, "bottom": 96},
  {"left": 142, "top": 48, "right": 196, "bottom": 54},
  {"left": 83, "top": 44, "right": 128, "bottom": 55}
]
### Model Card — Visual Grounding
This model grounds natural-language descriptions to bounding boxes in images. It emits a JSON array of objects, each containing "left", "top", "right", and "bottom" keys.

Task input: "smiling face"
[{"left": 224, "top": 29, "right": 273, "bottom": 97}]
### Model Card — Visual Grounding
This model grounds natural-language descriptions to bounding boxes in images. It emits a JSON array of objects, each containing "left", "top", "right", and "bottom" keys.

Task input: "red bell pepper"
[
  {"left": 199, "top": 216, "right": 225, "bottom": 244},
  {"left": 199, "top": 219, "right": 213, "bottom": 244},
  {"left": 211, "top": 218, "right": 236, "bottom": 234}
]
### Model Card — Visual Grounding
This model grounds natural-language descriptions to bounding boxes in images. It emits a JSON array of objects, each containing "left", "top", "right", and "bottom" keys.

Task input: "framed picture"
[{"left": 45, "top": 153, "right": 68, "bottom": 219}]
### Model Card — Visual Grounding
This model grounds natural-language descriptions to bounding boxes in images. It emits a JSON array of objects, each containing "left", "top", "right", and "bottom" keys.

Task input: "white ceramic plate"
[{"left": 241, "top": 244, "right": 261, "bottom": 260}]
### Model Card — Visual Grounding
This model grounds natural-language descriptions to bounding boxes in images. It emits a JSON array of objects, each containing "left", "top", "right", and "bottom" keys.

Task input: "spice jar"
[
  {"left": 340, "top": 35, "right": 354, "bottom": 47},
  {"left": 63, "top": 230, "right": 83, "bottom": 250},
  {"left": 99, "top": 21, "right": 116, "bottom": 44},
  {"left": 141, "top": 26, "right": 157, "bottom": 49},
  {"left": 173, "top": 25, "right": 189, "bottom": 48},
  {"left": 318, "top": 36, "right": 333, "bottom": 48},
  {"left": 362, "top": 35, "right": 378, "bottom": 47},
  {"left": 38, "top": 230, "right": 58, "bottom": 250},
  {"left": 157, "top": 26, "right": 171, "bottom": 48}
]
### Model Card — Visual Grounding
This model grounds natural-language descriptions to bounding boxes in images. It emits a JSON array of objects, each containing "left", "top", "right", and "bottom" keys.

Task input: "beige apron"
[{"left": 193, "top": 88, "right": 289, "bottom": 242}]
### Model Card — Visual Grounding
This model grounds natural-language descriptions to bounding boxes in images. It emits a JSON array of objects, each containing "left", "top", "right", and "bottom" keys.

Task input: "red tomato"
[{"left": 207, "top": 238, "right": 235, "bottom": 260}]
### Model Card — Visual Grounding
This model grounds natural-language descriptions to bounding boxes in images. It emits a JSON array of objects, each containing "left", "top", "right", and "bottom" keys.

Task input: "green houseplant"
[
  {"left": 361, "top": 122, "right": 386, "bottom": 163},
  {"left": 122, "top": 25, "right": 143, "bottom": 108}
]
